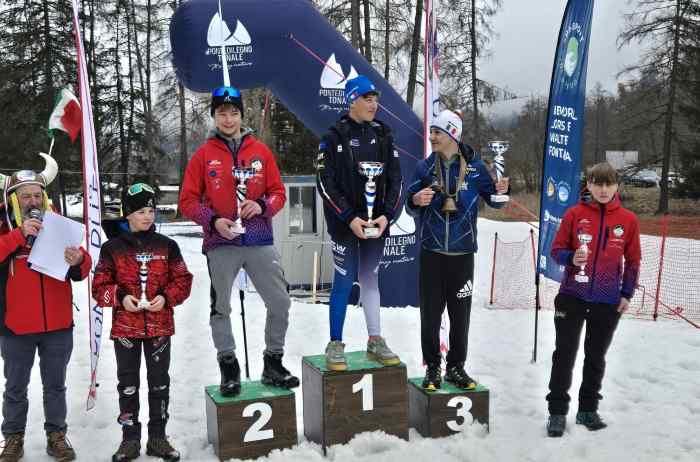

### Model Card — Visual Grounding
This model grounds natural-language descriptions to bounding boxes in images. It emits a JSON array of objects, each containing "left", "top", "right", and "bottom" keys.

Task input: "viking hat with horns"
[{"left": 1, "top": 153, "right": 59, "bottom": 227}]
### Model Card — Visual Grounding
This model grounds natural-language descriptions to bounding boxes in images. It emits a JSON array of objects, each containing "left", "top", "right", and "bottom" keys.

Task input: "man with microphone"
[{"left": 0, "top": 154, "right": 91, "bottom": 462}]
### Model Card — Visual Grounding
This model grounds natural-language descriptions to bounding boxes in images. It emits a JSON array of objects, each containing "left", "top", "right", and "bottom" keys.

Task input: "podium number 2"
[
  {"left": 242, "top": 402, "right": 274, "bottom": 442},
  {"left": 446, "top": 396, "right": 473, "bottom": 432},
  {"left": 352, "top": 374, "right": 374, "bottom": 411}
]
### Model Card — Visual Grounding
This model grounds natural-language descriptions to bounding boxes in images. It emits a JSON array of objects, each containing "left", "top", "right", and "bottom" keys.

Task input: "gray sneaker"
[
  {"left": 367, "top": 336, "right": 400, "bottom": 366},
  {"left": 325, "top": 341, "right": 348, "bottom": 371}
]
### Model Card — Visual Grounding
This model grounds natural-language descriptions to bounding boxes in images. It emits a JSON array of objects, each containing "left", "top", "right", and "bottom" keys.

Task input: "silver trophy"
[
  {"left": 357, "top": 161, "right": 384, "bottom": 238},
  {"left": 135, "top": 253, "right": 153, "bottom": 309},
  {"left": 488, "top": 140, "right": 510, "bottom": 203},
  {"left": 231, "top": 167, "right": 257, "bottom": 234},
  {"left": 574, "top": 233, "right": 593, "bottom": 283}
]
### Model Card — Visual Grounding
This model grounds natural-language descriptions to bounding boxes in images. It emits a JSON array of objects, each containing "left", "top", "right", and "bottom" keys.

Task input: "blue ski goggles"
[{"left": 212, "top": 86, "right": 241, "bottom": 98}]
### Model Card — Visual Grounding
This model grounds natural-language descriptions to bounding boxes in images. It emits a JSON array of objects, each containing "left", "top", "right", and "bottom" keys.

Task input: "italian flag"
[{"left": 48, "top": 88, "right": 82, "bottom": 142}]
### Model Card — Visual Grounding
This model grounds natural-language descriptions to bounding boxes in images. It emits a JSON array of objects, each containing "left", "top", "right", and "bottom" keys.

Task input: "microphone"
[{"left": 26, "top": 208, "right": 43, "bottom": 248}]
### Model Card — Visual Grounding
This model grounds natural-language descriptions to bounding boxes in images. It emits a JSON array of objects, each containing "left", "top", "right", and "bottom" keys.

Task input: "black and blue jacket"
[
  {"left": 316, "top": 115, "right": 403, "bottom": 238},
  {"left": 406, "top": 144, "right": 505, "bottom": 254}
]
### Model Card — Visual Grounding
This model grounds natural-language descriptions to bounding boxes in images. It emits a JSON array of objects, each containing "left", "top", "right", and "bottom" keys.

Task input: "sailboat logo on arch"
[
  {"left": 205, "top": 12, "right": 254, "bottom": 68},
  {"left": 319, "top": 53, "right": 358, "bottom": 112}
]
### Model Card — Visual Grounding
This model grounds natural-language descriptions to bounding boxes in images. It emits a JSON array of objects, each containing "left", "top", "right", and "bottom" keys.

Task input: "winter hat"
[
  {"left": 431, "top": 110, "right": 463, "bottom": 143},
  {"left": 345, "top": 75, "right": 379, "bottom": 105},
  {"left": 211, "top": 85, "right": 244, "bottom": 116},
  {"left": 122, "top": 183, "right": 156, "bottom": 217}
]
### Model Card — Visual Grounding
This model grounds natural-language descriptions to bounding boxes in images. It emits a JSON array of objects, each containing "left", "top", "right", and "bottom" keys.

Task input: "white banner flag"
[
  {"left": 423, "top": 0, "right": 449, "bottom": 356},
  {"left": 424, "top": 0, "right": 440, "bottom": 157},
  {"left": 70, "top": 0, "right": 104, "bottom": 410}
]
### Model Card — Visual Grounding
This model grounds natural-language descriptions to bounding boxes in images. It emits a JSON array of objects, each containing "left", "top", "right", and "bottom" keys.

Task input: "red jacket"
[
  {"left": 92, "top": 222, "right": 193, "bottom": 338},
  {"left": 0, "top": 210, "right": 91, "bottom": 335},
  {"left": 179, "top": 131, "right": 286, "bottom": 252},
  {"left": 551, "top": 194, "right": 641, "bottom": 304}
]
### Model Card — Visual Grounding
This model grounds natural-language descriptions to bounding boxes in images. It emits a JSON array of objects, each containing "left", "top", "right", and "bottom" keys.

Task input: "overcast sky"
[{"left": 479, "top": 0, "right": 643, "bottom": 116}]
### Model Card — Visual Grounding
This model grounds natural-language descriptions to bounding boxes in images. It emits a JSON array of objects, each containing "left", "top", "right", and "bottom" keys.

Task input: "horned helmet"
[{"left": 0, "top": 153, "right": 59, "bottom": 226}]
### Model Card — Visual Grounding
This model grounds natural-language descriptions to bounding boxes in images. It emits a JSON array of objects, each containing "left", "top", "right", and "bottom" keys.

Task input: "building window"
[{"left": 289, "top": 186, "right": 317, "bottom": 235}]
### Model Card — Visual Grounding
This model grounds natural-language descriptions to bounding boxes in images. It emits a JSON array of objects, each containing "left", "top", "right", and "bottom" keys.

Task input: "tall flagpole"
[{"left": 218, "top": 0, "right": 231, "bottom": 86}]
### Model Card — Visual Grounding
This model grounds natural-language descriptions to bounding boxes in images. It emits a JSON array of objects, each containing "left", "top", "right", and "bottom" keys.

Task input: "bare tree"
[
  {"left": 363, "top": 0, "right": 373, "bottom": 63},
  {"left": 406, "top": 0, "right": 423, "bottom": 108},
  {"left": 619, "top": 0, "right": 696, "bottom": 214}
]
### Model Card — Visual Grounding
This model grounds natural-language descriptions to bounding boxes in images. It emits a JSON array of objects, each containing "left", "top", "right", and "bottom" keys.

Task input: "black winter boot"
[
  {"left": 444, "top": 365, "right": 477, "bottom": 390},
  {"left": 146, "top": 438, "right": 180, "bottom": 461},
  {"left": 422, "top": 364, "right": 442, "bottom": 391},
  {"left": 218, "top": 354, "right": 241, "bottom": 397},
  {"left": 547, "top": 414, "right": 566, "bottom": 437},
  {"left": 576, "top": 411, "right": 607, "bottom": 431},
  {"left": 261, "top": 352, "right": 299, "bottom": 389},
  {"left": 112, "top": 439, "right": 140, "bottom": 462}
]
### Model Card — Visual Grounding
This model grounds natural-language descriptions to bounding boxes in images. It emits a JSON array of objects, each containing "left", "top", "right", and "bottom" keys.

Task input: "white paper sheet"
[{"left": 27, "top": 211, "right": 85, "bottom": 280}]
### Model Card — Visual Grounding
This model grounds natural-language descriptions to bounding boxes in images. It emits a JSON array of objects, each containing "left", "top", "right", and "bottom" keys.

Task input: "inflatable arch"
[{"left": 171, "top": 0, "right": 422, "bottom": 306}]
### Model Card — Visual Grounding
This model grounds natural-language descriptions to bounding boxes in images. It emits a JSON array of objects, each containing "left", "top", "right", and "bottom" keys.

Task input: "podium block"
[
  {"left": 302, "top": 351, "right": 408, "bottom": 450},
  {"left": 205, "top": 382, "right": 297, "bottom": 461},
  {"left": 408, "top": 378, "right": 489, "bottom": 438}
]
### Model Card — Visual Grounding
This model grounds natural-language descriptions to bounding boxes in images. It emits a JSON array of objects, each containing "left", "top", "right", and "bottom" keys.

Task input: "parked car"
[{"left": 623, "top": 169, "right": 660, "bottom": 187}]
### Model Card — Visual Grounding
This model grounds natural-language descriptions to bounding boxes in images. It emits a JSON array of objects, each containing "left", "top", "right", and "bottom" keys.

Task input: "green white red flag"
[{"left": 48, "top": 88, "right": 82, "bottom": 142}]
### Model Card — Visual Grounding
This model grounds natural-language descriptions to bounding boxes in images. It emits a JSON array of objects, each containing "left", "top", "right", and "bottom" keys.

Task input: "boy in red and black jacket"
[
  {"left": 546, "top": 162, "right": 641, "bottom": 437},
  {"left": 93, "top": 183, "right": 192, "bottom": 462}
]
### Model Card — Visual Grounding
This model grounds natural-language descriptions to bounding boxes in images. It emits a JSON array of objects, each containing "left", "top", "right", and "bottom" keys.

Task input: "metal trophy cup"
[
  {"left": 135, "top": 253, "right": 153, "bottom": 309},
  {"left": 574, "top": 233, "right": 593, "bottom": 283},
  {"left": 358, "top": 161, "right": 384, "bottom": 238},
  {"left": 488, "top": 140, "right": 510, "bottom": 203},
  {"left": 231, "top": 167, "right": 257, "bottom": 234}
]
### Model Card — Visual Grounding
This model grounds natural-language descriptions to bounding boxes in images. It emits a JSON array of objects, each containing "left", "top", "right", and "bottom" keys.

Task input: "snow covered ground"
[{"left": 4, "top": 219, "right": 699, "bottom": 461}]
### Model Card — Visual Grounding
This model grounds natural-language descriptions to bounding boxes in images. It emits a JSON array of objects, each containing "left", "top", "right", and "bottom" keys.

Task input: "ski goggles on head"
[
  {"left": 212, "top": 86, "right": 241, "bottom": 98},
  {"left": 127, "top": 183, "right": 155, "bottom": 196}
]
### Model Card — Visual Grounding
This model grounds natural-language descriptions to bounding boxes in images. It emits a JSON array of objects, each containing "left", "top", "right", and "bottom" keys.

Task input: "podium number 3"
[
  {"left": 242, "top": 402, "right": 274, "bottom": 442},
  {"left": 352, "top": 374, "right": 374, "bottom": 411},
  {"left": 446, "top": 396, "right": 473, "bottom": 432}
]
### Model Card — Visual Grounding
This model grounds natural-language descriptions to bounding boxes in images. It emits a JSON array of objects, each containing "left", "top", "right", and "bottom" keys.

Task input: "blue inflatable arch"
[{"left": 170, "top": 0, "right": 422, "bottom": 306}]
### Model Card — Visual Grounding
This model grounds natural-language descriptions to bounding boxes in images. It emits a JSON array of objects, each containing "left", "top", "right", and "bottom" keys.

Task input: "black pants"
[
  {"left": 114, "top": 337, "right": 171, "bottom": 440},
  {"left": 419, "top": 249, "right": 474, "bottom": 367},
  {"left": 546, "top": 293, "right": 621, "bottom": 415}
]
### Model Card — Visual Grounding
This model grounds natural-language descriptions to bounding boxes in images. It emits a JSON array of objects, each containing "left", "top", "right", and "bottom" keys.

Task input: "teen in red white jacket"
[
  {"left": 546, "top": 162, "right": 641, "bottom": 438},
  {"left": 551, "top": 185, "right": 641, "bottom": 305},
  {"left": 179, "top": 128, "right": 286, "bottom": 252}
]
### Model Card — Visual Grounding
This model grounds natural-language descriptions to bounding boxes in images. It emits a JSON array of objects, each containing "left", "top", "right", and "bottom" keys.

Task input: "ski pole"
[{"left": 239, "top": 288, "right": 251, "bottom": 380}]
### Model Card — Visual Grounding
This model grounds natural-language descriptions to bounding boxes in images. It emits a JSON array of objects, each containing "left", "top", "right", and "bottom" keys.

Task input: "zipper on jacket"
[
  {"left": 143, "top": 309, "right": 148, "bottom": 337},
  {"left": 589, "top": 206, "right": 606, "bottom": 297},
  {"left": 39, "top": 274, "right": 48, "bottom": 332},
  {"left": 603, "top": 226, "right": 610, "bottom": 250},
  {"left": 444, "top": 162, "right": 450, "bottom": 252}
]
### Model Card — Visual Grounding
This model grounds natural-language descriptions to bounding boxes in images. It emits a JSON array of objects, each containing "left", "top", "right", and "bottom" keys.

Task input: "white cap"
[{"left": 431, "top": 110, "right": 463, "bottom": 143}]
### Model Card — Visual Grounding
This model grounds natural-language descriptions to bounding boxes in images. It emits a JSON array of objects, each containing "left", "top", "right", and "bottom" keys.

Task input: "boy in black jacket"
[{"left": 316, "top": 75, "right": 403, "bottom": 371}]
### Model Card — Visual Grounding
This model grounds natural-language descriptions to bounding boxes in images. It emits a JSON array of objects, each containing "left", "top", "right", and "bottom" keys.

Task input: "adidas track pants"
[{"left": 419, "top": 249, "right": 474, "bottom": 367}]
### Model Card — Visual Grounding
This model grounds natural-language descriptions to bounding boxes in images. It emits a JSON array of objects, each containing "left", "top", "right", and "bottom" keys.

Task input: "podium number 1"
[
  {"left": 352, "top": 374, "right": 374, "bottom": 411},
  {"left": 242, "top": 402, "right": 274, "bottom": 442},
  {"left": 446, "top": 396, "right": 473, "bottom": 432}
]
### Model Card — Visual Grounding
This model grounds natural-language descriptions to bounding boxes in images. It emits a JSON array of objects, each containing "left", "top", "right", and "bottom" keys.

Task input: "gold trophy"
[
  {"left": 135, "top": 253, "right": 153, "bottom": 309},
  {"left": 231, "top": 167, "right": 257, "bottom": 234},
  {"left": 357, "top": 161, "right": 384, "bottom": 237}
]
